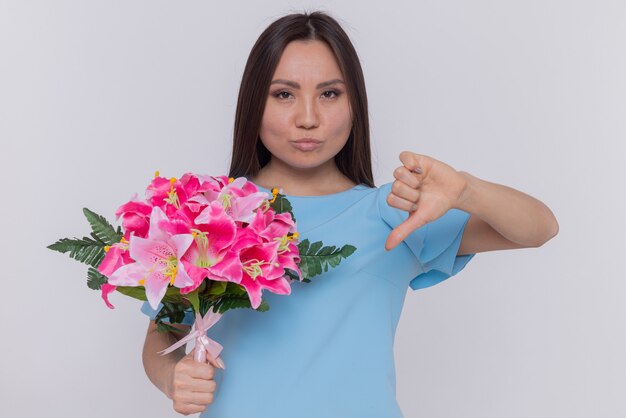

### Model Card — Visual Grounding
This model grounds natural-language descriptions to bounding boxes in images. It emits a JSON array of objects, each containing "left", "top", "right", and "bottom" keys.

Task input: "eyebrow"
[{"left": 269, "top": 78, "right": 345, "bottom": 89}]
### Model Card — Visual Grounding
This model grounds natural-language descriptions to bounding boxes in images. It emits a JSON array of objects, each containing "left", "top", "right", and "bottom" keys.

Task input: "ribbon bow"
[{"left": 158, "top": 310, "right": 224, "bottom": 365}]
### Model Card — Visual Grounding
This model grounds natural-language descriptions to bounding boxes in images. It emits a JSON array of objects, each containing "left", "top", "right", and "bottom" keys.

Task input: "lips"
[
  {"left": 293, "top": 138, "right": 322, "bottom": 144},
  {"left": 290, "top": 138, "right": 322, "bottom": 151}
]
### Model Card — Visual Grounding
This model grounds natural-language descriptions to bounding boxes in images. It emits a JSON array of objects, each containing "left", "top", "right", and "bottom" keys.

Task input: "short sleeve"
[
  {"left": 140, "top": 301, "right": 195, "bottom": 326},
  {"left": 377, "top": 182, "right": 475, "bottom": 290}
]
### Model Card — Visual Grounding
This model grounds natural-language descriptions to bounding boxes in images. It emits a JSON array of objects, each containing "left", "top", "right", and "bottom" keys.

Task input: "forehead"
[{"left": 273, "top": 40, "right": 344, "bottom": 81}]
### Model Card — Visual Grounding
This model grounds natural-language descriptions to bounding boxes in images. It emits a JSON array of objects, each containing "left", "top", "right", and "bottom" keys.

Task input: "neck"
[{"left": 251, "top": 158, "right": 356, "bottom": 196}]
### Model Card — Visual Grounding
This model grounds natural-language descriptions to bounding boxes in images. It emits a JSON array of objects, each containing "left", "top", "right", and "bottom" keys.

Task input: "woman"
[{"left": 141, "top": 11, "right": 558, "bottom": 417}]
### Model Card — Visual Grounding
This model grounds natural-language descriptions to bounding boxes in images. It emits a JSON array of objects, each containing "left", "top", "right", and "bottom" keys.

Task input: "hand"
[
  {"left": 168, "top": 350, "right": 223, "bottom": 415},
  {"left": 385, "top": 151, "right": 468, "bottom": 251}
]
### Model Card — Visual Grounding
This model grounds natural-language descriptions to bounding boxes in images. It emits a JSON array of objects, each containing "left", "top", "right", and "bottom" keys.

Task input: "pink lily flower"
[
  {"left": 146, "top": 173, "right": 221, "bottom": 219},
  {"left": 197, "top": 177, "right": 269, "bottom": 224},
  {"left": 101, "top": 283, "right": 117, "bottom": 309},
  {"left": 98, "top": 242, "right": 132, "bottom": 277},
  {"left": 236, "top": 208, "right": 302, "bottom": 281},
  {"left": 115, "top": 195, "right": 152, "bottom": 239},
  {"left": 180, "top": 201, "right": 243, "bottom": 294},
  {"left": 238, "top": 240, "right": 291, "bottom": 309},
  {"left": 97, "top": 242, "right": 133, "bottom": 309},
  {"left": 108, "top": 206, "right": 195, "bottom": 310}
]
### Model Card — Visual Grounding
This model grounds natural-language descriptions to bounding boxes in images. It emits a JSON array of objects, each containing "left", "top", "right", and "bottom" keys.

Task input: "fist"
[
  {"left": 385, "top": 151, "right": 468, "bottom": 250},
  {"left": 169, "top": 350, "right": 223, "bottom": 415}
]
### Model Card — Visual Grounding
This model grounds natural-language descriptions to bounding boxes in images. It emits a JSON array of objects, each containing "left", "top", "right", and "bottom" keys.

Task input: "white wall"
[{"left": 1, "top": 1, "right": 624, "bottom": 417}]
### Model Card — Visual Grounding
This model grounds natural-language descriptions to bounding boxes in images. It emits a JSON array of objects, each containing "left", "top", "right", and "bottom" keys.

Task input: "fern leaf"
[
  {"left": 297, "top": 241, "right": 357, "bottom": 280},
  {"left": 211, "top": 294, "right": 269, "bottom": 314},
  {"left": 87, "top": 267, "right": 108, "bottom": 290},
  {"left": 83, "top": 208, "right": 122, "bottom": 246},
  {"left": 47, "top": 237, "right": 106, "bottom": 267},
  {"left": 269, "top": 193, "right": 296, "bottom": 222}
]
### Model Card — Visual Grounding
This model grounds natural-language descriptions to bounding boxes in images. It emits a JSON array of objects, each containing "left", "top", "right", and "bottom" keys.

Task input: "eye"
[
  {"left": 272, "top": 91, "right": 293, "bottom": 100},
  {"left": 321, "top": 90, "right": 341, "bottom": 99}
]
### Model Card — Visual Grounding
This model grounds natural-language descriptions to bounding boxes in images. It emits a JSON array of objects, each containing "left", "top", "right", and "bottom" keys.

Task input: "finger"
[
  {"left": 176, "top": 397, "right": 211, "bottom": 413},
  {"left": 189, "top": 378, "right": 217, "bottom": 394},
  {"left": 175, "top": 386, "right": 214, "bottom": 403},
  {"left": 189, "top": 391, "right": 214, "bottom": 406},
  {"left": 386, "top": 190, "right": 419, "bottom": 213},
  {"left": 399, "top": 151, "right": 426, "bottom": 175},
  {"left": 385, "top": 212, "right": 430, "bottom": 251},
  {"left": 391, "top": 179, "right": 420, "bottom": 203},
  {"left": 175, "top": 403, "right": 207, "bottom": 415},
  {"left": 187, "top": 361, "right": 215, "bottom": 380},
  {"left": 205, "top": 353, "right": 226, "bottom": 370},
  {"left": 392, "top": 165, "right": 421, "bottom": 188}
]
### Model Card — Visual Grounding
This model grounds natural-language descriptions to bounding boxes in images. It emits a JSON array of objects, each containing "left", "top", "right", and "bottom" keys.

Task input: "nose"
[{"left": 295, "top": 97, "right": 320, "bottom": 129}]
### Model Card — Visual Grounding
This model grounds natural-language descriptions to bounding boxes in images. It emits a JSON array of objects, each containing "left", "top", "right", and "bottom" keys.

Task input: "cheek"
[
  {"left": 326, "top": 105, "right": 352, "bottom": 137},
  {"left": 260, "top": 105, "right": 291, "bottom": 138}
]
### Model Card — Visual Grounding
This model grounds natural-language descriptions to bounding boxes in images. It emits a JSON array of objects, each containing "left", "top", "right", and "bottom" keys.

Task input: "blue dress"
[{"left": 141, "top": 182, "right": 475, "bottom": 417}]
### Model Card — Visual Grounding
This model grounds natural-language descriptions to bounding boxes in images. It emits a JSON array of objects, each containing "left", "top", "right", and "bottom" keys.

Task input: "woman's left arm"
[
  {"left": 384, "top": 151, "right": 559, "bottom": 253},
  {"left": 454, "top": 171, "right": 559, "bottom": 255}
]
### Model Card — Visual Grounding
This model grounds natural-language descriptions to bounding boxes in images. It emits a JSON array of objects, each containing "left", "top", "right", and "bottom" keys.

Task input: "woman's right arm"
[
  {"left": 142, "top": 319, "right": 188, "bottom": 397},
  {"left": 143, "top": 320, "right": 219, "bottom": 415}
]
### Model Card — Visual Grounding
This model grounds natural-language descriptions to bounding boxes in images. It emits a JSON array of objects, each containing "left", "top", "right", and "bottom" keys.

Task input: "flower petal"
[
  {"left": 101, "top": 283, "right": 117, "bottom": 309},
  {"left": 128, "top": 236, "right": 173, "bottom": 270},
  {"left": 108, "top": 262, "right": 146, "bottom": 286},
  {"left": 144, "top": 274, "right": 170, "bottom": 310},
  {"left": 260, "top": 276, "right": 291, "bottom": 296}
]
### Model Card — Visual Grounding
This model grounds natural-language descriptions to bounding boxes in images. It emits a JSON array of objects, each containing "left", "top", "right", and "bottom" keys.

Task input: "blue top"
[{"left": 140, "top": 182, "right": 475, "bottom": 417}]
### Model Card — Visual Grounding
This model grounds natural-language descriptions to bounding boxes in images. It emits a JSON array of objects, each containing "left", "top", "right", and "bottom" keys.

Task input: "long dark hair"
[{"left": 228, "top": 11, "right": 374, "bottom": 188}]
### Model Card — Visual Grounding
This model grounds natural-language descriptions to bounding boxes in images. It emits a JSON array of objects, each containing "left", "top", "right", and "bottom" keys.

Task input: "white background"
[{"left": 1, "top": 1, "right": 625, "bottom": 417}]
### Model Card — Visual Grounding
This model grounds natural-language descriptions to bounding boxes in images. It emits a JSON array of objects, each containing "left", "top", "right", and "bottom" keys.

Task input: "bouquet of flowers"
[{"left": 48, "top": 173, "right": 356, "bottom": 364}]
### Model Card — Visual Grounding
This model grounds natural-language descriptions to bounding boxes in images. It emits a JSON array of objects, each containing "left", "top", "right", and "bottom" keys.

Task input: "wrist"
[
  {"left": 454, "top": 171, "right": 478, "bottom": 212},
  {"left": 162, "top": 358, "right": 178, "bottom": 399}
]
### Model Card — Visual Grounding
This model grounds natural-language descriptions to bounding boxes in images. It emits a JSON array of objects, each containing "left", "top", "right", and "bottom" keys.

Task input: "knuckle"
[{"left": 208, "top": 380, "right": 217, "bottom": 392}]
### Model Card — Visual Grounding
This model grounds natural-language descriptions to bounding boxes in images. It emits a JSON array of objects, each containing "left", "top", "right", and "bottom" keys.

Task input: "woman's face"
[{"left": 259, "top": 40, "right": 352, "bottom": 173}]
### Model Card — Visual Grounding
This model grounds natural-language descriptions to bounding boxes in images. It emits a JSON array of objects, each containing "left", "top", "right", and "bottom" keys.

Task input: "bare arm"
[
  {"left": 142, "top": 320, "right": 190, "bottom": 398},
  {"left": 385, "top": 151, "right": 559, "bottom": 252},
  {"left": 456, "top": 171, "right": 559, "bottom": 255}
]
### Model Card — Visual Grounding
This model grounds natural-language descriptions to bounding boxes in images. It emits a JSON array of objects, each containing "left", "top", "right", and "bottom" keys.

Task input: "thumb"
[
  {"left": 204, "top": 352, "right": 226, "bottom": 370},
  {"left": 385, "top": 211, "right": 429, "bottom": 251}
]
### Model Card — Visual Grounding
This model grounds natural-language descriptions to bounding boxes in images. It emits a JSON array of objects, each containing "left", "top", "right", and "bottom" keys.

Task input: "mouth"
[
  {"left": 293, "top": 137, "right": 322, "bottom": 143},
  {"left": 290, "top": 138, "right": 323, "bottom": 151}
]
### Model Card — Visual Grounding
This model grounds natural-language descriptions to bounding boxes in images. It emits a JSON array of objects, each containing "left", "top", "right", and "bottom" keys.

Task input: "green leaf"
[
  {"left": 298, "top": 239, "right": 310, "bottom": 254},
  {"left": 187, "top": 291, "right": 200, "bottom": 313},
  {"left": 156, "top": 321, "right": 185, "bottom": 334},
  {"left": 47, "top": 237, "right": 106, "bottom": 267},
  {"left": 341, "top": 244, "right": 357, "bottom": 257},
  {"left": 208, "top": 280, "right": 228, "bottom": 296},
  {"left": 87, "top": 267, "right": 108, "bottom": 290},
  {"left": 256, "top": 300, "right": 270, "bottom": 312},
  {"left": 297, "top": 241, "right": 357, "bottom": 280},
  {"left": 83, "top": 208, "right": 123, "bottom": 246},
  {"left": 308, "top": 240, "right": 323, "bottom": 255},
  {"left": 269, "top": 193, "right": 296, "bottom": 222},
  {"left": 212, "top": 294, "right": 253, "bottom": 314},
  {"left": 154, "top": 302, "right": 191, "bottom": 332},
  {"left": 115, "top": 286, "right": 147, "bottom": 301},
  {"left": 225, "top": 282, "right": 247, "bottom": 295}
]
